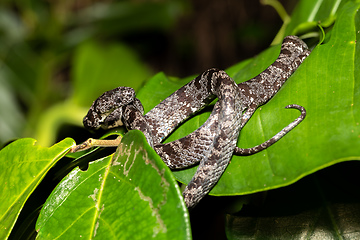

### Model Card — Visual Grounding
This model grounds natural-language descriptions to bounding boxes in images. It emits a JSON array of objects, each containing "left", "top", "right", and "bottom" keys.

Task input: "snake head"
[{"left": 83, "top": 87, "right": 142, "bottom": 130}]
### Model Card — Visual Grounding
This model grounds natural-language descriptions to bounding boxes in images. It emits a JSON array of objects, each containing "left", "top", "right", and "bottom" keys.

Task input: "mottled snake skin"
[{"left": 82, "top": 36, "right": 310, "bottom": 208}]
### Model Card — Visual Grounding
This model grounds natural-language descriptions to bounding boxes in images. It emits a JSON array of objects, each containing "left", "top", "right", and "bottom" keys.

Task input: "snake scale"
[{"left": 77, "top": 36, "right": 310, "bottom": 208}]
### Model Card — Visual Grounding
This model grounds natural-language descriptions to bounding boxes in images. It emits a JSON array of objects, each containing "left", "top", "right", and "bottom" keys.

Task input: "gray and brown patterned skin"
[
  {"left": 154, "top": 36, "right": 310, "bottom": 167},
  {"left": 82, "top": 36, "right": 310, "bottom": 208}
]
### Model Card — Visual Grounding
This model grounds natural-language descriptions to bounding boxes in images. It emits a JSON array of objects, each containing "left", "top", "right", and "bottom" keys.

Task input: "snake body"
[{"left": 82, "top": 36, "right": 310, "bottom": 208}]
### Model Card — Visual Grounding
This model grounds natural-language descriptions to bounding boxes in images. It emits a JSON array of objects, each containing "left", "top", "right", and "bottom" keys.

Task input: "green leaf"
[
  {"left": 135, "top": 1, "right": 360, "bottom": 198},
  {"left": 137, "top": 46, "right": 282, "bottom": 143},
  {"left": 33, "top": 41, "right": 153, "bottom": 147},
  {"left": 285, "top": 0, "right": 349, "bottom": 35},
  {"left": 72, "top": 41, "right": 152, "bottom": 107},
  {"left": 136, "top": 72, "right": 194, "bottom": 113},
  {"left": 0, "top": 138, "right": 74, "bottom": 240},
  {"left": 34, "top": 101, "right": 88, "bottom": 147},
  {"left": 36, "top": 130, "right": 191, "bottom": 240}
]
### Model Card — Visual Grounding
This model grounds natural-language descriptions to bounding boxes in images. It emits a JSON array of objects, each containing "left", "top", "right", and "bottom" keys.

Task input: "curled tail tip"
[{"left": 285, "top": 104, "right": 306, "bottom": 118}]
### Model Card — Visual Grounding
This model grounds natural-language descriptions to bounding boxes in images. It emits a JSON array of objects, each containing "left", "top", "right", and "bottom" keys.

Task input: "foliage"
[
  {"left": 0, "top": 0, "right": 185, "bottom": 147},
  {"left": 1, "top": 0, "right": 360, "bottom": 239}
]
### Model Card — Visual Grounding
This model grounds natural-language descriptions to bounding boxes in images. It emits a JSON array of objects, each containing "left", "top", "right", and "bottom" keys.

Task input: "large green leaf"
[
  {"left": 218, "top": 0, "right": 360, "bottom": 195},
  {"left": 36, "top": 130, "right": 191, "bottom": 240},
  {"left": 0, "top": 138, "right": 74, "bottom": 239},
  {"left": 136, "top": 0, "right": 360, "bottom": 197},
  {"left": 72, "top": 41, "right": 152, "bottom": 107}
]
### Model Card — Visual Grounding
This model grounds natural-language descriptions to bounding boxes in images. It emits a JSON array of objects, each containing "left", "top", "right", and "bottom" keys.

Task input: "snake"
[{"left": 79, "top": 36, "right": 311, "bottom": 208}]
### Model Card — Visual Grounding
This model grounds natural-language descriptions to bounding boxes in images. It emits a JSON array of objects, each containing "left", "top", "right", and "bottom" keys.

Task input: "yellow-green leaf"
[{"left": 0, "top": 138, "right": 74, "bottom": 239}]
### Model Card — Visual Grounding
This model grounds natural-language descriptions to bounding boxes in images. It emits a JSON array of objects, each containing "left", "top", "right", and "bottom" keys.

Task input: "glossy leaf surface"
[
  {"left": 137, "top": 1, "right": 360, "bottom": 196},
  {"left": 36, "top": 130, "right": 191, "bottom": 240},
  {"left": 0, "top": 138, "right": 74, "bottom": 239}
]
